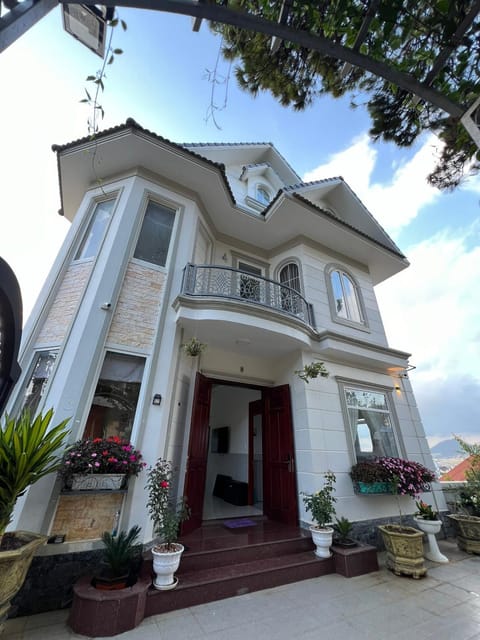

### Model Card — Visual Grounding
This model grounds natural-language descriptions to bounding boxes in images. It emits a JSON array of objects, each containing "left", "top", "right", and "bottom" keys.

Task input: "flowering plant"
[
  {"left": 415, "top": 500, "right": 438, "bottom": 520},
  {"left": 350, "top": 457, "right": 435, "bottom": 497},
  {"left": 59, "top": 436, "right": 146, "bottom": 483},
  {"left": 301, "top": 472, "right": 337, "bottom": 528},
  {"left": 146, "top": 458, "right": 190, "bottom": 550}
]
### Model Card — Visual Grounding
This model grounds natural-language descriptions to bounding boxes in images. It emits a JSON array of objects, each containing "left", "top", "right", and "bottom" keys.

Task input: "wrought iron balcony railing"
[{"left": 181, "top": 263, "right": 315, "bottom": 328}]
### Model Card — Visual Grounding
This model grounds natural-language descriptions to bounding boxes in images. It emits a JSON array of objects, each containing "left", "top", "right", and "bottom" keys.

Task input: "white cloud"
[{"left": 303, "top": 133, "right": 442, "bottom": 237}]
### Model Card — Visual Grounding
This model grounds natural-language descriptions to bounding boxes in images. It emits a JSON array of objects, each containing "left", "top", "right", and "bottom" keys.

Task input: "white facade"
[{"left": 7, "top": 120, "right": 445, "bottom": 545}]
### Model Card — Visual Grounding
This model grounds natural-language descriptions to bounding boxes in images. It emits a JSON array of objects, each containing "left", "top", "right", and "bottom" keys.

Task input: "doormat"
[{"left": 223, "top": 518, "right": 257, "bottom": 529}]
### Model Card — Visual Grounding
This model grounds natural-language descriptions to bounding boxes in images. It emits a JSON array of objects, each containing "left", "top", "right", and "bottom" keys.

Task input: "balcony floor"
[{"left": 5, "top": 538, "right": 480, "bottom": 639}]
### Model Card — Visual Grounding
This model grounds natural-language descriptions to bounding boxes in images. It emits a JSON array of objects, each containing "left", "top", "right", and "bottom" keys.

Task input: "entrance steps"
[{"left": 144, "top": 518, "right": 335, "bottom": 617}]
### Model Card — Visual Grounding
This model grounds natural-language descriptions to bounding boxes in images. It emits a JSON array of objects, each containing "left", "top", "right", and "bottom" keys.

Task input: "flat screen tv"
[{"left": 211, "top": 426, "right": 229, "bottom": 454}]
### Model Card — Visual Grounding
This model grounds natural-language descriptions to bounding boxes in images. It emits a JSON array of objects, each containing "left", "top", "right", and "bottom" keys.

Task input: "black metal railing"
[{"left": 181, "top": 263, "right": 315, "bottom": 327}]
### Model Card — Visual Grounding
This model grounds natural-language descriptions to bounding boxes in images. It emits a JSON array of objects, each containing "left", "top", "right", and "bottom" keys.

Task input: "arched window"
[
  {"left": 279, "top": 262, "right": 301, "bottom": 314},
  {"left": 256, "top": 185, "right": 271, "bottom": 205},
  {"left": 327, "top": 266, "right": 365, "bottom": 325}
]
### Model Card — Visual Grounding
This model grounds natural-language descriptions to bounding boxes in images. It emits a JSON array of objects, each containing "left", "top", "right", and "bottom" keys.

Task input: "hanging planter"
[
  {"left": 182, "top": 337, "right": 207, "bottom": 357},
  {"left": 294, "top": 361, "right": 329, "bottom": 383}
]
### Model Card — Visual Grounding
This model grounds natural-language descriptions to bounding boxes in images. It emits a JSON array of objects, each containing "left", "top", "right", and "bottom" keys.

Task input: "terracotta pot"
[
  {"left": 378, "top": 524, "right": 426, "bottom": 579},
  {"left": 0, "top": 531, "right": 47, "bottom": 631},
  {"left": 151, "top": 543, "right": 184, "bottom": 589}
]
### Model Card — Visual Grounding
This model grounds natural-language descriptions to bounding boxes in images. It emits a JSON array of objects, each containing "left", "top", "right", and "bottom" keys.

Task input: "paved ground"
[{"left": 4, "top": 539, "right": 480, "bottom": 639}]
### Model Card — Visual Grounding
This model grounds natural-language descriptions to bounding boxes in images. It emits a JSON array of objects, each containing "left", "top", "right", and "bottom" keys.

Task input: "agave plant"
[{"left": 0, "top": 409, "right": 70, "bottom": 543}]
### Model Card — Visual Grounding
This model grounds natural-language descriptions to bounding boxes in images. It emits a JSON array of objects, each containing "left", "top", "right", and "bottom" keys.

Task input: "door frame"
[{"left": 183, "top": 374, "right": 298, "bottom": 533}]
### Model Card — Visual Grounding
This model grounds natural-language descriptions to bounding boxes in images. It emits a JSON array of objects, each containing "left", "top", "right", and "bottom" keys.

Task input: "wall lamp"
[{"left": 152, "top": 394, "right": 162, "bottom": 406}]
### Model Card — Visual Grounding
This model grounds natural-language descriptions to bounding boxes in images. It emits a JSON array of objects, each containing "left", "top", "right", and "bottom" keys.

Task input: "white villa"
[{"left": 7, "top": 119, "right": 445, "bottom": 545}]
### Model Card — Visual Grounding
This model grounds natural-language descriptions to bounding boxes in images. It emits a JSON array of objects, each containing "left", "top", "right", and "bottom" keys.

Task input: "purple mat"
[{"left": 223, "top": 518, "right": 257, "bottom": 529}]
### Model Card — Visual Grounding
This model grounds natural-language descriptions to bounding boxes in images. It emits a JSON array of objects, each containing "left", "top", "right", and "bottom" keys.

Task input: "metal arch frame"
[{"left": 2, "top": 0, "right": 479, "bottom": 145}]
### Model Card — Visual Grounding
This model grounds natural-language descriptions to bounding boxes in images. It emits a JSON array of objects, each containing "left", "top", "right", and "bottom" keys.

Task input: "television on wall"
[{"left": 211, "top": 426, "right": 229, "bottom": 454}]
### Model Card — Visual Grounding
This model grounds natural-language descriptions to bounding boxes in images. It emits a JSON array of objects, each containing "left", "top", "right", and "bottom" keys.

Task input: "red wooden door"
[
  {"left": 262, "top": 385, "right": 298, "bottom": 525},
  {"left": 181, "top": 372, "right": 212, "bottom": 535}
]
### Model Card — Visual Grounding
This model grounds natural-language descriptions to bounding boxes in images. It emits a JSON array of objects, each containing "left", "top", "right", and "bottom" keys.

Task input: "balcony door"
[{"left": 237, "top": 261, "right": 263, "bottom": 302}]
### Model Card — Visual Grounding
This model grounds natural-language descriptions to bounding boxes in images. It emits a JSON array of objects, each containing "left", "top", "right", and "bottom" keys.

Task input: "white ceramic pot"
[
  {"left": 151, "top": 543, "right": 184, "bottom": 590},
  {"left": 310, "top": 526, "right": 333, "bottom": 558},
  {"left": 413, "top": 517, "right": 448, "bottom": 563}
]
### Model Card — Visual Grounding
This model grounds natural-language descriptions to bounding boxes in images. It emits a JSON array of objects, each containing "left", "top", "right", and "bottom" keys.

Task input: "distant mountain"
[{"left": 430, "top": 438, "right": 467, "bottom": 458}]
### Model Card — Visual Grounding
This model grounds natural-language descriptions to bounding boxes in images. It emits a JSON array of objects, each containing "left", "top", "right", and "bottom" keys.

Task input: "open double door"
[{"left": 182, "top": 373, "right": 298, "bottom": 534}]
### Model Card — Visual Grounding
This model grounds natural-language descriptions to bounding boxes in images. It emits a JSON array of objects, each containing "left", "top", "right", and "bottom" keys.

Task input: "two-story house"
[{"left": 7, "top": 119, "right": 444, "bottom": 546}]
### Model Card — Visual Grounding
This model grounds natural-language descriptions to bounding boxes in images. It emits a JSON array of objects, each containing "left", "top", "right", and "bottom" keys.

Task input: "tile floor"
[{"left": 4, "top": 539, "right": 480, "bottom": 640}]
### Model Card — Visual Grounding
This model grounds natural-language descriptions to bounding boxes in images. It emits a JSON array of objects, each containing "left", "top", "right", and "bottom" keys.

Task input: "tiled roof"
[{"left": 441, "top": 456, "right": 474, "bottom": 481}]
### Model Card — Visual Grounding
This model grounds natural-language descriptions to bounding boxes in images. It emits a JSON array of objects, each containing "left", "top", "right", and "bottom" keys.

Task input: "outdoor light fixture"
[
  {"left": 152, "top": 394, "right": 162, "bottom": 406},
  {"left": 62, "top": 4, "right": 114, "bottom": 58},
  {"left": 394, "top": 384, "right": 401, "bottom": 392}
]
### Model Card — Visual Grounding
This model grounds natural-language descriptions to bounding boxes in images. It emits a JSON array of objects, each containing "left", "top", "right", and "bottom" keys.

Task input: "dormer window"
[{"left": 256, "top": 185, "right": 271, "bottom": 205}]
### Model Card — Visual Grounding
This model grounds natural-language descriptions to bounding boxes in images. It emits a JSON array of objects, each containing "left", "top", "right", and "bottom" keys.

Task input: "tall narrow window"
[
  {"left": 75, "top": 198, "right": 115, "bottom": 261},
  {"left": 22, "top": 350, "right": 58, "bottom": 416},
  {"left": 279, "top": 263, "right": 301, "bottom": 314},
  {"left": 343, "top": 386, "right": 399, "bottom": 461},
  {"left": 82, "top": 352, "right": 145, "bottom": 441},
  {"left": 328, "top": 267, "right": 365, "bottom": 325},
  {"left": 238, "top": 262, "right": 263, "bottom": 302},
  {"left": 256, "top": 185, "right": 271, "bottom": 205},
  {"left": 133, "top": 201, "right": 176, "bottom": 267}
]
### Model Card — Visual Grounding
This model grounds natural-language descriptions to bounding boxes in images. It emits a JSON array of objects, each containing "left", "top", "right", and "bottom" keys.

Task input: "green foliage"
[
  {"left": 145, "top": 459, "right": 190, "bottom": 550},
  {"left": 101, "top": 525, "right": 142, "bottom": 577},
  {"left": 182, "top": 337, "right": 207, "bottom": 357},
  {"left": 212, "top": 1, "right": 480, "bottom": 190},
  {"left": 333, "top": 516, "right": 354, "bottom": 541},
  {"left": 454, "top": 436, "right": 480, "bottom": 515},
  {"left": 415, "top": 500, "right": 438, "bottom": 521},
  {"left": 301, "top": 471, "right": 337, "bottom": 528},
  {"left": 294, "top": 361, "right": 329, "bottom": 383},
  {"left": 0, "top": 409, "right": 70, "bottom": 538}
]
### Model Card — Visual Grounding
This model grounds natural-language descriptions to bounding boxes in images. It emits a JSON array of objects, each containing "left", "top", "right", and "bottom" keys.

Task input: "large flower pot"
[
  {"left": 413, "top": 517, "right": 448, "bottom": 563},
  {"left": 310, "top": 526, "right": 334, "bottom": 558},
  {"left": 0, "top": 532, "right": 47, "bottom": 632},
  {"left": 378, "top": 524, "right": 427, "bottom": 579},
  {"left": 151, "top": 543, "right": 184, "bottom": 590},
  {"left": 448, "top": 514, "right": 480, "bottom": 554}
]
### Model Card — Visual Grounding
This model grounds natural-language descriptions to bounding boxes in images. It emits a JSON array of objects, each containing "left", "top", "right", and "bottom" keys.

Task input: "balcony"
[{"left": 181, "top": 263, "right": 315, "bottom": 329}]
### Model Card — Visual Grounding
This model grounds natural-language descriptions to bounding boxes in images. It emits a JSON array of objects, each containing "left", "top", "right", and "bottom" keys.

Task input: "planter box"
[
  {"left": 378, "top": 524, "right": 426, "bottom": 579},
  {"left": 332, "top": 543, "right": 379, "bottom": 578},
  {"left": 448, "top": 513, "right": 480, "bottom": 554},
  {"left": 71, "top": 474, "right": 126, "bottom": 491},
  {"left": 353, "top": 481, "right": 395, "bottom": 495}
]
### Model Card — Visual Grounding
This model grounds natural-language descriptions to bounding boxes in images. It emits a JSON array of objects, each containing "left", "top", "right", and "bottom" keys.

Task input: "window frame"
[
  {"left": 255, "top": 183, "right": 272, "bottom": 205},
  {"left": 325, "top": 263, "right": 368, "bottom": 330},
  {"left": 131, "top": 197, "right": 178, "bottom": 271},
  {"left": 275, "top": 259, "right": 304, "bottom": 316},
  {"left": 17, "top": 348, "right": 59, "bottom": 417},
  {"left": 337, "top": 378, "right": 405, "bottom": 464},
  {"left": 73, "top": 196, "right": 117, "bottom": 263}
]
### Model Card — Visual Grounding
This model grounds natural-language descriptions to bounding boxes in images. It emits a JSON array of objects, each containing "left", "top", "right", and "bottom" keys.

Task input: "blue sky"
[{"left": 1, "top": 6, "right": 479, "bottom": 446}]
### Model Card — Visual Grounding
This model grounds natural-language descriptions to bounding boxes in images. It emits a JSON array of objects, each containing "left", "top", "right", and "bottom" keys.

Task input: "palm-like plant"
[
  {"left": 0, "top": 409, "right": 70, "bottom": 543},
  {"left": 100, "top": 526, "right": 142, "bottom": 578}
]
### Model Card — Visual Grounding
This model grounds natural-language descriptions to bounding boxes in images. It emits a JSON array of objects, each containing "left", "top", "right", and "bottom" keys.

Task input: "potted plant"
[
  {"left": 0, "top": 409, "right": 70, "bottom": 629},
  {"left": 301, "top": 471, "right": 336, "bottom": 558},
  {"left": 333, "top": 516, "right": 357, "bottom": 548},
  {"left": 294, "top": 361, "right": 329, "bottom": 383},
  {"left": 93, "top": 525, "right": 143, "bottom": 590},
  {"left": 371, "top": 457, "right": 436, "bottom": 578},
  {"left": 350, "top": 457, "right": 435, "bottom": 496},
  {"left": 59, "top": 436, "right": 146, "bottom": 490},
  {"left": 413, "top": 501, "right": 448, "bottom": 563},
  {"left": 182, "top": 337, "right": 206, "bottom": 357},
  {"left": 447, "top": 437, "right": 480, "bottom": 555},
  {"left": 146, "top": 458, "right": 190, "bottom": 589}
]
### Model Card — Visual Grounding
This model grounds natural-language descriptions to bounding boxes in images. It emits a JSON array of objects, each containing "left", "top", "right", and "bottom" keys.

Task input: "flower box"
[
  {"left": 71, "top": 473, "right": 126, "bottom": 491},
  {"left": 353, "top": 481, "right": 395, "bottom": 495}
]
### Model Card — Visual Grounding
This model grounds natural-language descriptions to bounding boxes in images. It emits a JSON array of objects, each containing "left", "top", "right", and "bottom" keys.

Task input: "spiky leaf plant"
[
  {"left": 100, "top": 525, "right": 142, "bottom": 577},
  {"left": 0, "top": 409, "right": 70, "bottom": 542}
]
